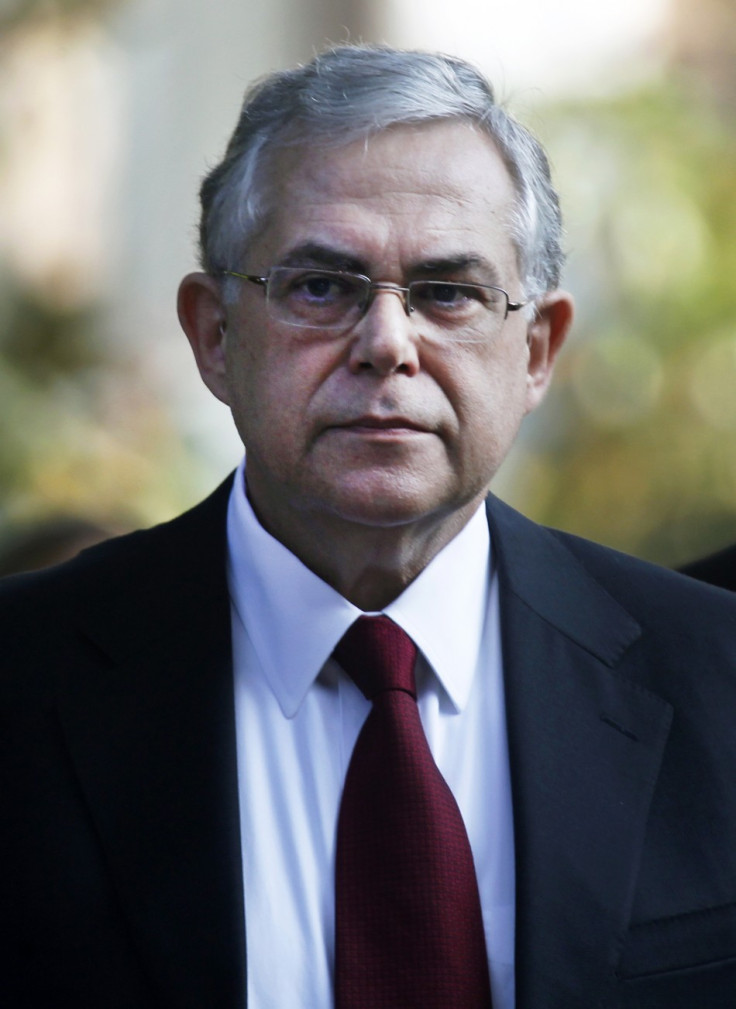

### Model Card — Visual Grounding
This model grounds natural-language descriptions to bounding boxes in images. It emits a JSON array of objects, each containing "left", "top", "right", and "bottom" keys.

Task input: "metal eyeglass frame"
[{"left": 219, "top": 268, "right": 527, "bottom": 326}]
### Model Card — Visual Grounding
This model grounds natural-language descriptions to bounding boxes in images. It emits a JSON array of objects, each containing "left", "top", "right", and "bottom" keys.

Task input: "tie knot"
[{"left": 333, "top": 615, "right": 418, "bottom": 700}]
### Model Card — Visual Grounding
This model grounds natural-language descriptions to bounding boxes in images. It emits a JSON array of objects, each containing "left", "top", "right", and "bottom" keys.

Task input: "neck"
[{"left": 247, "top": 492, "right": 483, "bottom": 612}]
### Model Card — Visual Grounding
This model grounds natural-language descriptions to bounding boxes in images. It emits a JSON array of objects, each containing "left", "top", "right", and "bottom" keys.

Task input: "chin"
[{"left": 316, "top": 482, "right": 456, "bottom": 530}]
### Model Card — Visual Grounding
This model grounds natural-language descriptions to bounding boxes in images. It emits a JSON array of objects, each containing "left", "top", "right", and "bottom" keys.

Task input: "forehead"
[{"left": 252, "top": 120, "right": 520, "bottom": 275}]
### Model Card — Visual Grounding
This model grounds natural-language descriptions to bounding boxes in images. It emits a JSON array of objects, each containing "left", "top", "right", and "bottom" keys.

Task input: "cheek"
[
  {"left": 450, "top": 344, "right": 529, "bottom": 462},
  {"left": 224, "top": 335, "right": 337, "bottom": 450},
  {"left": 224, "top": 337, "right": 276, "bottom": 444}
]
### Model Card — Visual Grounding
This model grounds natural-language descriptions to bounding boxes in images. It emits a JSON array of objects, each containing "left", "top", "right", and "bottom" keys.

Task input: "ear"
[
  {"left": 524, "top": 289, "right": 574, "bottom": 413},
  {"left": 177, "top": 272, "right": 231, "bottom": 405}
]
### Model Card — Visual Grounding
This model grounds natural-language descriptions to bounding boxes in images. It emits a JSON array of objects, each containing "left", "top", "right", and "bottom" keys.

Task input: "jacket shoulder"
[
  {"left": 485, "top": 494, "right": 736, "bottom": 649},
  {"left": 0, "top": 475, "right": 234, "bottom": 654}
]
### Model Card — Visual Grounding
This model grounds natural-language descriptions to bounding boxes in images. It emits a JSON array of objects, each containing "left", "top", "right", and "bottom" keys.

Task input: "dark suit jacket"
[
  {"left": 3, "top": 476, "right": 736, "bottom": 1009},
  {"left": 680, "top": 543, "right": 736, "bottom": 592}
]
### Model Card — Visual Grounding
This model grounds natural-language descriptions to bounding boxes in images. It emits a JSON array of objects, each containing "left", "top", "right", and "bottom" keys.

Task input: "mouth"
[{"left": 331, "top": 416, "right": 431, "bottom": 435}]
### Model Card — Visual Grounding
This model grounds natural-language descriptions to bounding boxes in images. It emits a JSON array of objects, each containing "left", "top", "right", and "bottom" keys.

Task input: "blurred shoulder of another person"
[
  {"left": 679, "top": 542, "right": 736, "bottom": 591},
  {"left": 0, "top": 516, "right": 113, "bottom": 577}
]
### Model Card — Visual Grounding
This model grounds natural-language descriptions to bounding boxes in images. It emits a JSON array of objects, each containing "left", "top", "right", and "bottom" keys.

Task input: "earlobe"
[
  {"left": 177, "top": 272, "right": 231, "bottom": 405},
  {"left": 524, "top": 290, "right": 574, "bottom": 412}
]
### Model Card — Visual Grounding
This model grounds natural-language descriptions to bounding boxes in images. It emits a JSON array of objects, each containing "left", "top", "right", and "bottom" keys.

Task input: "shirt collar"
[{"left": 226, "top": 457, "right": 491, "bottom": 717}]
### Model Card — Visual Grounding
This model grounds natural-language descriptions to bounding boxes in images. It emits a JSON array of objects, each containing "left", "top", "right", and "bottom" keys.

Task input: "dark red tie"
[{"left": 334, "top": 615, "right": 492, "bottom": 1009}]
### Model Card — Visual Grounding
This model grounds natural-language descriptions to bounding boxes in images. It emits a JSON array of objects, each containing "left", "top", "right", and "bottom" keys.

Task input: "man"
[{"left": 2, "top": 45, "right": 736, "bottom": 1009}]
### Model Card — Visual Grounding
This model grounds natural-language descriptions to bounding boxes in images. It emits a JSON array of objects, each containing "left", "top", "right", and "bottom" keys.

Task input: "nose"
[{"left": 348, "top": 287, "right": 421, "bottom": 377}]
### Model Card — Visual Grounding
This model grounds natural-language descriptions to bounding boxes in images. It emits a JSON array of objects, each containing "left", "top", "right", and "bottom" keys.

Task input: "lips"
[{"left": 332, "top": 415, "right": 430, "bottom": 433}]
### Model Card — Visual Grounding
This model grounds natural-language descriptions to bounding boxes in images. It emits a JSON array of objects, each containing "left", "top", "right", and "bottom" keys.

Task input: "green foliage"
[
  {"left": 503, "top": 76, "right": 736, "bottom": 565},
  {"left": 2, "top": 32, "right": 735, "bottom": 569},
  {"left": 0, "top": 281, "right": 200, "bottom": 535},
  {"left": 1, "top": 0, "right": 120, "bottom": 33}
]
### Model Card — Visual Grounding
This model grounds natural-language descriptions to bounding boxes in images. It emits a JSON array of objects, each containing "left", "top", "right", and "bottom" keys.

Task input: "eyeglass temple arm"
[{"left": 220, "top": 270, "right": 268, "bottom": 288}]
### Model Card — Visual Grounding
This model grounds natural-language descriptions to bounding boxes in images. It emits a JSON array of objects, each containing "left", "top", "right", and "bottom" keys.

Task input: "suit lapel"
[
  {"left": 487, "top": 497, "right": 673, "bottom": 1009},
  {"left": 54, "top": 478, "right": 247, "bottom": 1009}
]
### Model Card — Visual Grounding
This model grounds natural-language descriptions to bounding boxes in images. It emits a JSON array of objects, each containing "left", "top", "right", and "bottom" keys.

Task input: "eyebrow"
[
  {"left": 410, "top": 255, "right": 501, "bottom": 283},
  {"left": 277, "top": 244, "right": 502, "bottom": 283},
  {"left": 278, "top": 243, "right": 367, "bottom": 273}
]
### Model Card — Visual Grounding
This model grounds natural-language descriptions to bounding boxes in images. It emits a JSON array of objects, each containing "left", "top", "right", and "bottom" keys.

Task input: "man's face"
[{"left": 188, "top": 121, "right": 569, "bottom": 545}]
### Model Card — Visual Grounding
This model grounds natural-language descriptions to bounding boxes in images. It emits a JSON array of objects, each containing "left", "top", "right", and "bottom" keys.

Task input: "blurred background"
[{"left": 1, "top": 0, "right": 735, "bottom": 569}]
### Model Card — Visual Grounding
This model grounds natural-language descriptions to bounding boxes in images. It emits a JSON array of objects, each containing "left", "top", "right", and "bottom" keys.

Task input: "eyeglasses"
[{"left": 219, "top": 266, "right": 526, "bottom": 344}]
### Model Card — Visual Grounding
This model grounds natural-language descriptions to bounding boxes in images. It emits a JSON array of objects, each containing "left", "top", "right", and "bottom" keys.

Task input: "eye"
[
  {"left": 269, "top": 268, "right": 367, "bottom": 329},
  {"left": 286, "top": 270, "right": 359, "bottom": 304},
  {"left": 301, "top": 274, "right": 338, "bottom": 300},
  {"left": 419, "top": 282, "right": 469, "bottom": 305},
  {"left": 410, "top": 280, "right": 492, "bottom": 318}
]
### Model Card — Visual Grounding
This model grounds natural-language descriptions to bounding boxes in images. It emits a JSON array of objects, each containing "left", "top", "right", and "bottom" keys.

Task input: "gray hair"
[{"left": 199, "top": 44, "right": 565, "bottom": 300}]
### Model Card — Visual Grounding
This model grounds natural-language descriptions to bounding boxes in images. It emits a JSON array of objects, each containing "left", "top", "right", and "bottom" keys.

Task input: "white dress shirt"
[{"left": 226, "top": 457, "right": 516, "bottom": 1008}]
